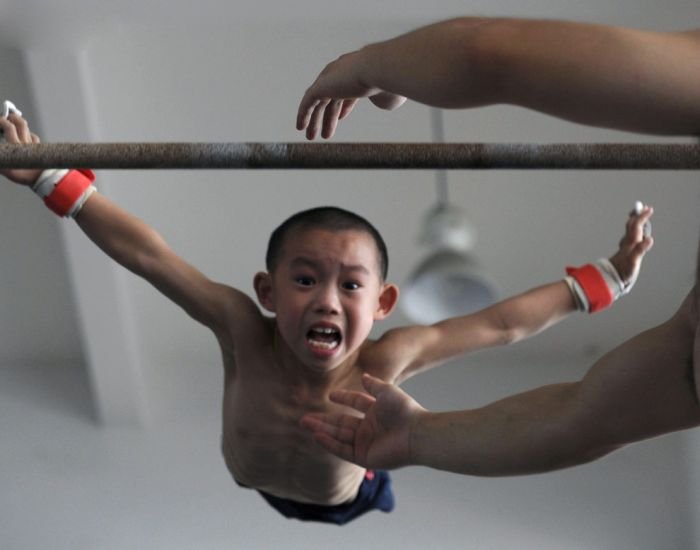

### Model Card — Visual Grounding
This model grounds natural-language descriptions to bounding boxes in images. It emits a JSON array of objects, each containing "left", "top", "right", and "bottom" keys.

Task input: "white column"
[{"left": 23, "top": 48, "right": 149, "bottom": 426}]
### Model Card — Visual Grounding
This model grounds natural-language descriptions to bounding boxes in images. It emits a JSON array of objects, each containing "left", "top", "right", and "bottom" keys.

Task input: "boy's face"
[{"left": 255, "top": 227, "right": 398, "bottom": 373}]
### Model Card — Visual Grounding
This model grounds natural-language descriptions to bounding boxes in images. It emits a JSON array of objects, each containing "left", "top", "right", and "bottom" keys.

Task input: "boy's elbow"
[
  {"left": 491, "top": 310, "right": 524, "bottom": 347},
  {"left": 132, "top": 231, "right": 171, "bottom": 277},
  {"left": 495, "top": 323, "right": 539, "bottom": 348},
  {"left": 501, "top": 327, "right": 522, "bottom": 346}
]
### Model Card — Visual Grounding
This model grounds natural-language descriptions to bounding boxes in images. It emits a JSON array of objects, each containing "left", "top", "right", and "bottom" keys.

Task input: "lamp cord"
[{"left": 430, "top": 108, "right": 449, "bottom": 208}]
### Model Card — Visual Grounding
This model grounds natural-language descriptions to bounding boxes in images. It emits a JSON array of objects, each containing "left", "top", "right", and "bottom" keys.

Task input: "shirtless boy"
[{"left": 0, "top": 111, "right": 651, "bottom": 524}]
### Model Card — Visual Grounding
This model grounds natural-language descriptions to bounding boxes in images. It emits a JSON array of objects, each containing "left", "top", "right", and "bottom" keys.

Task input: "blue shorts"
[{"left": 238, "top": 470, "right": 394, "bottom": 525}]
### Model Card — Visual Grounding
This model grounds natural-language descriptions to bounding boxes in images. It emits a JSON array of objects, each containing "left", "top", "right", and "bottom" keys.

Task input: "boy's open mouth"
[{"left": 307, "top": 326, "right": 341, "bottom": 351}]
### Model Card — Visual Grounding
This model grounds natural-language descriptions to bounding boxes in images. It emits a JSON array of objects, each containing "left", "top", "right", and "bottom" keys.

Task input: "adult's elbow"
[{"left": 414, "top": 16, "right": 515, "bottom": 108}]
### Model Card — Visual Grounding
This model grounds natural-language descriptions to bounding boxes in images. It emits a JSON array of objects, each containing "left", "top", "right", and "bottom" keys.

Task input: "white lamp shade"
[
  {"left": 419, "top": 204, "right": 476, "bottom": 252},
  {"left": 401, "top": 250, "right": 497, "bottom": 325}
]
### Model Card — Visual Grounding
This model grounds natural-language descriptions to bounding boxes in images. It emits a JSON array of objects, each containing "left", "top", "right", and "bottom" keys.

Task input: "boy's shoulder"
[
  {"left": 357, "top": 325, "right": 429, "bottom": 380},
  {"left": 218, "top": 289, "right": 273, "bottom": 346}
]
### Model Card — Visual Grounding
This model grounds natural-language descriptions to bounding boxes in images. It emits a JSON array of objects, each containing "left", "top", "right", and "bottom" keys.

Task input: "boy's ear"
[
  {"left": 254, "top": 272, "right": 276, "bottom": 313},
  {"left": 374, "top": 283, "right": 399, "bottom": 320}
]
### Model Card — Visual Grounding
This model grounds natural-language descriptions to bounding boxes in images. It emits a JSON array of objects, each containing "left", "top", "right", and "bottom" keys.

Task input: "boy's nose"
[{"left": 313, "top": 286, "right": 341, "bottom": 314}]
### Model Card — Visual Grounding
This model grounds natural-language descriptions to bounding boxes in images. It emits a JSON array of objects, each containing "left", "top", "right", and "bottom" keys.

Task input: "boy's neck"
[{"left": 273, "top": 325, "right": 360, "bottom": 388}]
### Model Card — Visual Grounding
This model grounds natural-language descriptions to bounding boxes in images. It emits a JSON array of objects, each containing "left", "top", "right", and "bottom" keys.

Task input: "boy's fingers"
[
  {"left": 2, "top": 113, "right": 32, "bottom": 143},
  {"left": 633, "top": 205, "right": 653, "bottom": 232},
  {"left": 632, "top": 207, "right": 653, "bottom": 225},
  {"left": 634, "top": 236, "right": 654, "bottom": 256},
  {"left": 0, "top": 117, "right": 18, "bottom": 142},
  {"left": 639, "top": 207, "right": 653, "bottom": 239},
  {"left": 623, "top": 206, "right": 653, "bottom": 246},
  {"left": 13, "top": 117, "right": 31, "bottom": 143},
  {"left": 617, "top": 237, "right": 653, "bottom": 279}
]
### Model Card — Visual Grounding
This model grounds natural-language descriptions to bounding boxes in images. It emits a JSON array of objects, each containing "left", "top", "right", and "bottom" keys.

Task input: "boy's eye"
[
  {"left": 295, "top": 276, "right": 315, "bottom": 286},
  {"left": 343, "top": 281, "right": 361, "bottom": 291}
]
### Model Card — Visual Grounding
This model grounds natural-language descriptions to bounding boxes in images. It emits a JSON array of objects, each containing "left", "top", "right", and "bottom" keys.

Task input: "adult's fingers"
[
  {"left": 328, "top": 388, "right": 376, "bottom": 413},
  {"left": 300, "top": 413, "right": 358, "bottom": 444},
  {"left": 296, "top": 92, "right": 319, "bottom": 131},
  {"left": 338, "top": 98, "right": 358, "bottom": 120},
  {"left": 305, "top": 99, "right": 330, "bottom": 140},
  {"left": 314, "top": 432, "right": 358, "bottom": 463},
  {"left": 321, "top": 99, "right": 344, "bottom": 139},
  {"left": 361, "top": 373, "right": 393, "bottom": 398}
]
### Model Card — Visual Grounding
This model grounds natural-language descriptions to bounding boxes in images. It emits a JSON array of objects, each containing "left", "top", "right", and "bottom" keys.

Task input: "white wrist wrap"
[
  {"left": 67, "top": 185, "right": 97, "bottom": 218},
  {"left": 564, "top": 259, "right": 633, "bottom": 313},
  {"left": 564, "top": 275, "right": 589, "bottom": 312},
  {"left": 32, "top": 169, "right": 97, "bottom": 218},
  {"left": 32, "top": 169, "right": 70, "bottom": 198},
  {"left": 596, "top": 258, "right": 635, "bottom": 298}
]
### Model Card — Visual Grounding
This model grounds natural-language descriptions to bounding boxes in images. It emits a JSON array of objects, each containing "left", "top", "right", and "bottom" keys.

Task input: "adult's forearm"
[
  {"left": 409, "top": 302, "right": 700, "bottom": 476},
  {"left": 494, "top": 20, "right": 700, "bottom": 135},
  {"left": 363, "top": 18, "right": 700, "bottom": 135},
  {"left": 360, "top": 17, "right": 508, "bottom": 109},
  {"left": 410, "top": 383, "right": 612, "bottom": 476}
]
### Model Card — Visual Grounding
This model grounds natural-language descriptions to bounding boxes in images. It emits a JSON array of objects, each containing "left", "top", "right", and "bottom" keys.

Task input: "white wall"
[{"left": 1, "top": 2, "right": 699, "bottom": 549}]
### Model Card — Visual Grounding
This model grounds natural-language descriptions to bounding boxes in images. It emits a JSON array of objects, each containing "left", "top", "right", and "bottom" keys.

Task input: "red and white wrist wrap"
[
  {"left": 32, "top": 168, "right": 96, "bottom": 218},
  {"left": 564, "top": 259, "right": 631, "bottom": 313}
]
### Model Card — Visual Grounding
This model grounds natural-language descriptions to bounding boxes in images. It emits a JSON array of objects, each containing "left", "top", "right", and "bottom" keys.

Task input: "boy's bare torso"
[{"left": 219, "top": 312, "right": 391, "bottom": 506}]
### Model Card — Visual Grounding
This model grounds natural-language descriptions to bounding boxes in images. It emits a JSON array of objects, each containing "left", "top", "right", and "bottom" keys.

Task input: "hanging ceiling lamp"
[{"left": 401, "top": 110, "right": 497, "bottom": 325}]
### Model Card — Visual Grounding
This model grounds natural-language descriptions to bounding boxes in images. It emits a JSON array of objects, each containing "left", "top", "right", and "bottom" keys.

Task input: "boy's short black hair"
[{"left": 266, "top": 206, "right": 389, "bottom": 280}]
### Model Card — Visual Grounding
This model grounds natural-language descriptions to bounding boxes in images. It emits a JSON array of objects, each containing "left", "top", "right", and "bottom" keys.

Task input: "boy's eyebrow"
[{"left": 289, "top": 256, "right": 372, "bottom": 276}]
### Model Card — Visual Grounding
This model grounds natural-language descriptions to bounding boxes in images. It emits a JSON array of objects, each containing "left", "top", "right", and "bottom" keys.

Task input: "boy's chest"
[
  {"left": 219, "top": 369, "right": 366, "bottom": 502},
  {"left": 224, "top": 364, "right": 365, "bottom": 430}
]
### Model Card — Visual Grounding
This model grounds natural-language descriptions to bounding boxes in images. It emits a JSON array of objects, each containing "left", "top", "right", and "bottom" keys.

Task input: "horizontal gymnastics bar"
[{"left": 0, "top": 142, "right": 698, "bottom": 170}]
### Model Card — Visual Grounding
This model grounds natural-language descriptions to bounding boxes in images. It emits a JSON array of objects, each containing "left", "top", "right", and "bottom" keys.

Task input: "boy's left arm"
[{"left": 383, "top": 205, "right": 653, "bottom": 384}]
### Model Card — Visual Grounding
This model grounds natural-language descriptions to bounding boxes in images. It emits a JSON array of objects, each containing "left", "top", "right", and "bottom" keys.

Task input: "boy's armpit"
[
  {"left": 212, "top": 285, "right": 268, "bottom": 341},
  {"left": 362, "top": 325, "right": 439, "bottom": 383}
]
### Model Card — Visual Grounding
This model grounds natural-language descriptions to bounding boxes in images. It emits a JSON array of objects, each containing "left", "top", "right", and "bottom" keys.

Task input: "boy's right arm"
[
  {"left": 0, "top": 114, "right": 255, "bottom": 339},
  {"left": 73, "top": 193, "right": 255, "bottom": 335}
]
